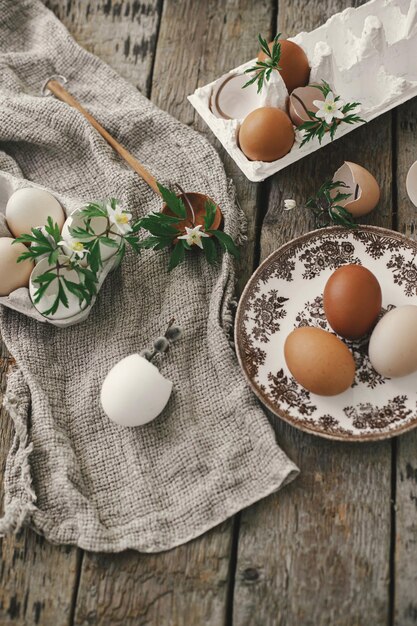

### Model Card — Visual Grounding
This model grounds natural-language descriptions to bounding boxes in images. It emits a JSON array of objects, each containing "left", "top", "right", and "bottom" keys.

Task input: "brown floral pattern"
[
  {"left": 299, "top": 238, "right": 360, "bottom": 279},
  {"left": 235, "top": 226, "right": 417, "bottom": 441},
  {"left": 247, "top": 290, "right": 288, "bottom": 343},
  {"left": 266, "top": 369, "right": 316, "bottom": 416},
  {"left": 387, "top": 254, "right": 417, "bottom": 297},
  {"left": 344, "top": 396, "right": 411, "bottom": 430}
]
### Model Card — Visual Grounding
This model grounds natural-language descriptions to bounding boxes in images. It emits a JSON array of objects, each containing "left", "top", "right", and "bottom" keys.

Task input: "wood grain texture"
[
  {"left": 233, "top": 2, "right": 394, "bottom": 625},
  {"left": 72, "top": 1, "right": 272, "bottom": 624},
  {"left": 394, "top": 98, "right": 417, "bottom": 626},
  {"left": 0, "top": 341, "right": 81, "bottom": 626},
  {"left": 44, "top": 0, "right": 162, "bottom": 96}
]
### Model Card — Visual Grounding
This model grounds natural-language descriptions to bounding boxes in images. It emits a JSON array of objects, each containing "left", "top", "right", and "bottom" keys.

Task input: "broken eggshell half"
[
  {"left": 406, "top": 160, "right": 417, "bottom": 208},
  {"left": 331, "top": 161, "right": 380, "bottom": 217},
  {"left": 100, "top": 354, "right": 173, "bottom": 427},
  {"left": 288, "top": 84, "right": 325, "bottom": 126},
  {"left": 210, "top": 69, "right": 288, "bottom": 121},
  {"left": 61, "top": 208, "right": 121, "bottom": 263}
]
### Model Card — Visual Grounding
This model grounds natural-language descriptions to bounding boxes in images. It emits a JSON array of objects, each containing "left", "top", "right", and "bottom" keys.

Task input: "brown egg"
[
  {"left": 284, "top": 327, "right": 355, "bottom": 396},
  {"left": 331, "top": 162, "right": 380, "bottom": 217},
  {"left": 288, "top": 85, "right": 325, "bottom": 126},
  {"left": 323, "top": 265, "right": 382, "bottom": 339},
  {"left": 239, "top": 107, "right": 295, "bottom": 162},
  {"left": 0, "top": 237, "right": 34, "bottom": 296},
  {"left": 258, "top": 39, "right": 310, "bottom": 94}
]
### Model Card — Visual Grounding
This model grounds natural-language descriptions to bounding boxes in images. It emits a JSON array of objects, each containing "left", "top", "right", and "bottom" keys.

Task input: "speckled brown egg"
[
  {"left": 239, "top": 107, "right": 295, "bottom": 162},
  {"left": 258, "top": 39, "right": 310, "bottom": 94},
  {"left": 323, "top": 264, "right": 382, "bottom": 340},
  {"left": 284, "top": 327, "right": 355, "bottom": 396}
]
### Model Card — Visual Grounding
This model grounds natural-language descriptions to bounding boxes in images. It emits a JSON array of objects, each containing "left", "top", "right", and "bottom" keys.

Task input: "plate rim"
[{"left": 235, "top": 224, "right": 417, "bottom": 442}]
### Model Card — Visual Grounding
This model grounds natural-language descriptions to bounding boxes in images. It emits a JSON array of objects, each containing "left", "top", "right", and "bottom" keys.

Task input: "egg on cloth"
[
  {"left": 239, "top": 107, "right": 295, "bottom": 162},
  {"left": 369, "top": 305, "right": 417, "bottom": 378},
  {"left": 0, "top": 237, "right": 34, "bottom": 296},
  {"left": 331, "top": 162, "right": 380, "bottom": 217},
  {"left": 6, "top": 187, "right": 65, "bottom": 237},
  {"left": 288, "top": 85, "right": 325, "bottom": 126},
  {"left": 258, "top": 38, "right": 310, "bottom": 94},
  {"left": 323, "top": 264, "right": 382, "bottom": 339},
  {"left": 284, "top": 326, "right": 355, "bottom": 396},
  {"left": 100, "top": 354, "right": 173, "bottom": 427}
]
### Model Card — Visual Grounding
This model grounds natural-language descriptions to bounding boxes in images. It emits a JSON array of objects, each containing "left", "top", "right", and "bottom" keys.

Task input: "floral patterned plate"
[{"left": 235, "top": 226, "right": 417, "bottom": 441}]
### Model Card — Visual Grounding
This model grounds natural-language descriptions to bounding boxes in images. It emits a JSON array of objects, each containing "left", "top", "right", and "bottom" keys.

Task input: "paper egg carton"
[
  {"left": 188, "top": 0, "right": 417, "bottom": 182},
  {"left": 0, "top": 171, "right": 117, "bottom": 327}
]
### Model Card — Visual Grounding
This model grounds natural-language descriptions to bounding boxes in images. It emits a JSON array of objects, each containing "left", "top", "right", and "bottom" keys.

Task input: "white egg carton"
[
  {"left": 0, "top": 171, "right": 118, "bottom": 327},
  {"left": 188, "top": 0, "right": 417, "bottom": 182}
]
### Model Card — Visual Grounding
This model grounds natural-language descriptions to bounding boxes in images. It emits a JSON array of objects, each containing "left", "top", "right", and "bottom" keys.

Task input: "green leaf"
[
  {"left": 157, "top": 183, "right": 186, "bottom": 219},
  {"left": 202, "top": 237, "right": 218, "bottom": 265},
  {"left": 99, "top": 236, "right": 119, "bottom": 248},
  {"left": 168, "top": 242, "right": 185, "bottom": 271},
  {"left": 32, "top": 271, "right": 57, "bottom": 285},
  {"left": 211, "top": 230, "right": 240, "bottom": 259},
  {"left": 204, "top": 200, "right": 217, "bottom": 230},
  {"left": 89, "top": 238, "right": 102, "bottom": 273}
]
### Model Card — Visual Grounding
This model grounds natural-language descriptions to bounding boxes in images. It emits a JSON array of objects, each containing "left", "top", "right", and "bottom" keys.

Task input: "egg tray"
[
  {"left": 188, "top": 0, "right": 417, "bottom": 182},
  {"left": 0, "top": 171, "right": 117, "bottom": 328}
]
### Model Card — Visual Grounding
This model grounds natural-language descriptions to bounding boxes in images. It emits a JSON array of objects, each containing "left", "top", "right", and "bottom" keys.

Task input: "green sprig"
[
  {"left": 136, "top": 191, "right": 240, "bottom": 271},
  {"left": 242, "top": 33, "right": 282, "bottom": 94},
  {"left": 306, "top": 179, "right": 357, "bottom": 228},
  {"left": 298, "top": 80, "right": 365, "bottom": 148}
]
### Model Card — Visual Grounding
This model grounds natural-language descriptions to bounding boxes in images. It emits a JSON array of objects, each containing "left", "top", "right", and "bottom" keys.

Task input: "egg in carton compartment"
[
  {"left": 0, "top": 171, "right": 118, "bottom": 327},
  {"left": 188, "top": 0, "right": 417, "bottom": 182}
]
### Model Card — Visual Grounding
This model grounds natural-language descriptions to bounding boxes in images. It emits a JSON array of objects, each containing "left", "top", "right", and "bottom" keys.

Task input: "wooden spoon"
[{"left": 45, "top": 79, "right": 222, "bottom": 232}]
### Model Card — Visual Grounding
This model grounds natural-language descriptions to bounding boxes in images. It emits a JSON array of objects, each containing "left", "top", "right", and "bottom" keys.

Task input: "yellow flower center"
[
  {"left": 72, "top": 242, "right": 84, "bottom": 252},
  {"left": 116, "top": 213, "right": 129, "bottom": 225}
]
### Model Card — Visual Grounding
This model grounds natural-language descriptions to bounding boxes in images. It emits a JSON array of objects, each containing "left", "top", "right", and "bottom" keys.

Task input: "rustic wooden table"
[{"left": 1, "top": 1, "right": 416, "bottom": 624}]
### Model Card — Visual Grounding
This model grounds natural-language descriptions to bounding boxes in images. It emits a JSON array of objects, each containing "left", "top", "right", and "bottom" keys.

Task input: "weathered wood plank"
[
  {"left": 0, "top": 341, "right": 81, "bottom": 626},
  {"left": 73, "top": 1, "right": 272, "bottom": 624},
  {"left": 233, "top": 2, "right": 393, "bottom": 625},
  {"left": 0, "top": 1, "right": 164, "bottom": 625},
  {"left": 394, "top": 98, "right": 417, "bottom": 626},
  {"left": 44, "top": 0, "right": 162, "bottom": 96}
]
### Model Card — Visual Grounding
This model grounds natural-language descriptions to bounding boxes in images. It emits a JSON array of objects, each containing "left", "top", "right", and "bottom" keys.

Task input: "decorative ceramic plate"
[{"left": 235, "top": 226, "right": 417, "bottom": 441}]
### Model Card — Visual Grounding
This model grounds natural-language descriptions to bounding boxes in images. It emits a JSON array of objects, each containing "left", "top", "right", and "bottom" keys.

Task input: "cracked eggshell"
[
  {"left": 101, "top": 354, "right": 173, "bottom": 427},
  {"left": 288, "top": 84, "right": 325, "bottom": 126},
  {"left": 331, "top": 161, "right": 380, "bottom": 217},
  {"left": 210, "top": 70, "right": 288, "bottom": 120},
  {"left": 406, "top": 160, "right": 417, "bottom": 207},
  {"left": 6, "top": 188, "right": 65, "bottom": 238}
]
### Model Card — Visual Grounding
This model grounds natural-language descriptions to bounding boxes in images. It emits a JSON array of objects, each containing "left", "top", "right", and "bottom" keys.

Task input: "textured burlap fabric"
[{"left": 0, "top": 0, "right": 298, "bottom": 552}]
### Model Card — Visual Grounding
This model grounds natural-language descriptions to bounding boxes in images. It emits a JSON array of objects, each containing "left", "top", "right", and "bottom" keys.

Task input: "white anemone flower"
[
  {"left": 313, "top": 91, "right": 345, "bottom": 125},
  {"left": 178, "top": 225, "right": 209, "bottom": 249},
  {"left": 106, "top": 202, "right": 133, "bottom": 235},
  {"left": 283, "top": 199, "right": 296, "bottom": 211},
  {"left": 59, "top": 237, "right": 88, "bottom": 259}
]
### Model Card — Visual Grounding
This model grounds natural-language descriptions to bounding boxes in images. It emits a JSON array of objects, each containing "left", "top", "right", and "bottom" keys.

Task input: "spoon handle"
[{"left": 46, "top": 79, "right": 162, "bottom": 197}]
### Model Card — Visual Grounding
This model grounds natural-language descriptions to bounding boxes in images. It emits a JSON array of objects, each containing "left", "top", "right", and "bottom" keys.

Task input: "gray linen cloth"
[{"left": 0, "top": 0, "right": 298, "bottom": 552}]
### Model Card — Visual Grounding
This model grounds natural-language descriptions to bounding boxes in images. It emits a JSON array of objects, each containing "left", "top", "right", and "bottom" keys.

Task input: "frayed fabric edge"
[
  {"left": 0, "top": 392, "right": 36, "bottom": 536},
  {"left": 222, "top": 179, "right": 247, "bottom": 347}
]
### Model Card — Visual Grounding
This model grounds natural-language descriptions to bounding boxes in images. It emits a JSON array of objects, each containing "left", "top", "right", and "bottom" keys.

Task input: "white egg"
[
  {"left": 101, "top": 354, "right": 173, "bottom": 427},
  {"left": 0, "top": 237, "right": 34, "bottom": 296},
  {"left": 61, "top": 209, "right": 120, "bottom": 263},
  {"left": 369, "top": 305, "right": 417, "bottom": 378},
  {"left": 6, "top": 188, "right": 65, "bottom": 237},
  {"left": 29, "top": 255, "right": 87, "bottom": 320}
]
